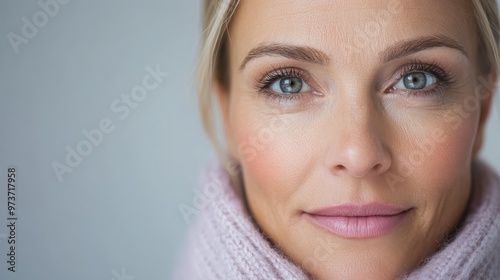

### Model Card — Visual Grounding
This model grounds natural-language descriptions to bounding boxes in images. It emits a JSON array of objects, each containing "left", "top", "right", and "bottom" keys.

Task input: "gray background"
[{"left": 0, "top": 1, "right": 498, "bottom": 280}]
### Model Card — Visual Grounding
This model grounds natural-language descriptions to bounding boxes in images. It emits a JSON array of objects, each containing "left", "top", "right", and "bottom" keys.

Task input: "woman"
[{"left": 176, "top": 0, "right": 500, "bottom": 279}]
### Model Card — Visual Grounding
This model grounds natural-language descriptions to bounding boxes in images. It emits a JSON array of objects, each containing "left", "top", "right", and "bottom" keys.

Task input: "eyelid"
[
  {"left": 254, "top": 61, "right": 455, "bottom": 103},
  {"left": 256, "top": 67, "right": 307, "bottom": 87},
  {"left": 253, "top": 66, "right": 324, "bottom": 104},
  {"left": 385, "top": 60, "right": 455, "bottom": 93},
  {"left": 254, "top": 66, "right": 319, "bottom": 93}
]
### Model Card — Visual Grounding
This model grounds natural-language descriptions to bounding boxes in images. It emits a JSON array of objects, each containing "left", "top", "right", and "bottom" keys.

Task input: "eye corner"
[{"left": 384, "top": 85, "right": 397, "bottom": 94}]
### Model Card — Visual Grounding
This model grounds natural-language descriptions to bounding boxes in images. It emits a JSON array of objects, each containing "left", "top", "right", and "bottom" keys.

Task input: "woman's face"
[{"left": 219, "top": 0, "right": 494, "bottom": 278}]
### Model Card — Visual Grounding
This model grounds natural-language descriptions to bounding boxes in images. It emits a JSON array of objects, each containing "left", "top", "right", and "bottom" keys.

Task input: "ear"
[
  {"left": 472, "top": 70, "right": 497, "bottom": 157},
  {"left": 214, "top": 81, "right": 240, "bottom": 161}
]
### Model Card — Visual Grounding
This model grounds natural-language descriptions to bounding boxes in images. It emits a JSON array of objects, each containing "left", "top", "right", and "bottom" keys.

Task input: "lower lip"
[{"left": 304, "top": 210, "right": 411, "bottom": 239}]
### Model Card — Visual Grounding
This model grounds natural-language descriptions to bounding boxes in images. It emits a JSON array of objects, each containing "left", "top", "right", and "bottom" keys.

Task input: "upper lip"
[{"left": 306, "top": 203, "right": 411, "bottom": 217}]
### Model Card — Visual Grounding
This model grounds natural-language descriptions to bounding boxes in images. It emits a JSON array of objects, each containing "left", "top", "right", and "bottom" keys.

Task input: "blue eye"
[
  {"left": 394, "top": 72, "right": 437, "bottom": 90},
  {"left": 270, "top": 77, "right": 312, "bottom": 94}
]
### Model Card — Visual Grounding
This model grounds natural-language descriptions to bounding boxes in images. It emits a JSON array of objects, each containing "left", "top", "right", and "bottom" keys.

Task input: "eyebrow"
[
  {"left": 238, "top": 35, "right": 468, "bottom": 70},
  {"left": 381, "top": 35, "right": 468, "bottom": 62},
  {"left": 238, "top": 43, "right": 331, "bottom": 71}
]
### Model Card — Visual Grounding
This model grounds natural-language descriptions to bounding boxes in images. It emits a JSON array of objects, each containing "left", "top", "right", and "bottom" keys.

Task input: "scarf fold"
[{"left": 174, "top": 159, "right": 500, "bottom": 280}]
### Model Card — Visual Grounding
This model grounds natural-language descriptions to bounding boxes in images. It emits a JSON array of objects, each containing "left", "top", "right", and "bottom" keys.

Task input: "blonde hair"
[
  {"left": 198, "top": 0, "right": 241, "bottom": 171},
  {"left": 198, "top": 0, "right": 500, "bottom": 166}
]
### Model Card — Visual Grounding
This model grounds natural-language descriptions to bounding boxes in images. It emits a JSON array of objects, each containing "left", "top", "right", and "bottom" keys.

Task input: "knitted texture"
[
  {"left": 174, "top": 159, "right": 309, "bottom": 280},
  {"left": 174, "top": 159, "right": 500, "bottom": 280},
  {"left": 405, "top": 160, "right": 500, "bottom": 280}
]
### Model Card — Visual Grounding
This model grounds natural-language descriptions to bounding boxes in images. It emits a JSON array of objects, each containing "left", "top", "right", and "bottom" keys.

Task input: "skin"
[{"left": 216, "top": 0, "right": 496, "bottom": 278}]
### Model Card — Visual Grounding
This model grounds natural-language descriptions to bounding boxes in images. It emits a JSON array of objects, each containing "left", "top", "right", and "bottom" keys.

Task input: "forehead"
[{"left": 229, "top": 0, "right": 477, "bottom": 65}]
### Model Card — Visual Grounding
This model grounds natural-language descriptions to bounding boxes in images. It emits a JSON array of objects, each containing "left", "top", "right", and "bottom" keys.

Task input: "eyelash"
[
  {"left": 390, "top": 60, "right": 455, "bottom": 97},
  {"left": 254, "top": 67, "right": 313, "bottom": 102},
  {"left": 254, "top": 61, "right": 455, "bottom": 101}
]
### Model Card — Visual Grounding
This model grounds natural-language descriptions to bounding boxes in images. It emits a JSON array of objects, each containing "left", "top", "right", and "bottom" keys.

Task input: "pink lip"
[{"left": 304, "top": 203, "right": 412, "bottom": 239}]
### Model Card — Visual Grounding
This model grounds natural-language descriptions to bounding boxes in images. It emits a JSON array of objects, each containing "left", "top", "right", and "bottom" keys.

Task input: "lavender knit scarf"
[{"left": 174, "top": 159, "right": 500, "bottom": 280}]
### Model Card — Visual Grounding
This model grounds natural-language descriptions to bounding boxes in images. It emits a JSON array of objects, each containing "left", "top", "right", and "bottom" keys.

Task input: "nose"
[{"left": 326, "top": 103, "right": 392, "bottom": 178}]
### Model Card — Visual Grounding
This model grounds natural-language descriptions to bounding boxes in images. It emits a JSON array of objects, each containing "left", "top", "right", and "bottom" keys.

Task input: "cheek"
[
  {"left": 229, "top": 110, "right": 315, "bottom": 201},
  {"left": 397, "top": 107, "right": 480, "bottom": 202},
  {"left": 401, "top": 114, "right": 479, "bottom": 250},
  {"left": 415, "top": 132, "right": 471, "bottom": 197}
]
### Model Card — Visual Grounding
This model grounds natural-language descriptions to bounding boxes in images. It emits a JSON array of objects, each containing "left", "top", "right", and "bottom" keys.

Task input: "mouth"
[{"left": 303, "top": 203, "right": 413, "bottom": 239}]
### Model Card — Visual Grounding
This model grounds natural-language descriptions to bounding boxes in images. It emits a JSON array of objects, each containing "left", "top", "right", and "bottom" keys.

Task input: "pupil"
[
  {"left": 280, "top": 77, "right": 302, "bottom": 94},
  {"left": 404, "top": 73, "right": 426, "bottom": 90}
]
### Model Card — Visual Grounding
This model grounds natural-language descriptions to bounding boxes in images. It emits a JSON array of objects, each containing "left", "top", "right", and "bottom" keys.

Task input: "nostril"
[{"left": 333, "top": 165, "right": 347, "bottom": 173}]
